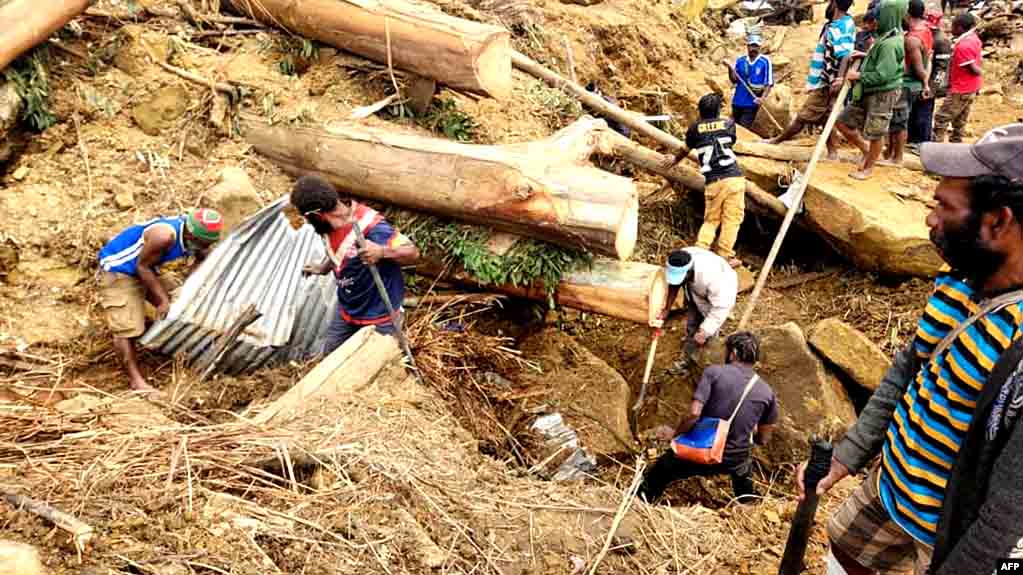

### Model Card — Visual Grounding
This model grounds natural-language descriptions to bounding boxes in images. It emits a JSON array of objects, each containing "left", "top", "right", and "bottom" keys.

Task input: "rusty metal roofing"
[{"left": 140, "top": 198, "right": 336, "bottom": 374}]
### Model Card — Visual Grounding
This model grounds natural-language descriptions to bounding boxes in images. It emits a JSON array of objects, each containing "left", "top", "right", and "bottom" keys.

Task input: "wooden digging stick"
[
  {"left": 737, "top": 64, "right": 859, "bottom": 330},
  {"left": 2, "top": 490, "right": 94, "bottom": 558},
  {"left": 730, "top": 65, "right": 784, "bottom": 132}
]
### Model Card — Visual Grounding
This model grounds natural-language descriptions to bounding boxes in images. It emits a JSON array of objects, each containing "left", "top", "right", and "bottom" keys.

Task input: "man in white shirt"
[{"left": 660, "top": 247, "right": 739, "bottom": 375}]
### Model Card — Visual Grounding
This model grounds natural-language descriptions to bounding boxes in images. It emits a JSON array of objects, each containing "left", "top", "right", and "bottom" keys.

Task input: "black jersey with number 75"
[{"left": 685, "top": 118, "right": 743, "bottom": 185}]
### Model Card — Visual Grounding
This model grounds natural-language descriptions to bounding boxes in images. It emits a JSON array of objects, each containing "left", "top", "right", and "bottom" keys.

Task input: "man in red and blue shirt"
[
  {"left": 724, "top": 34, "right": 774, "bottom": 130},
  {"left": 292, "top": 175, "right": 419, "bottom": 354}
]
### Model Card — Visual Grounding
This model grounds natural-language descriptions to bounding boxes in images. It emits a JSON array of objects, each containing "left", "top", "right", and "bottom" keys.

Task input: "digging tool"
[
  {"left": 351, "top": 220, "right": 422, "bottom": 383},
  {"left": 632, "top": 328, "right": 662, "bottom": 411},
  {"left": 778, "top": 438, "right": 833, "bottom": 575}
]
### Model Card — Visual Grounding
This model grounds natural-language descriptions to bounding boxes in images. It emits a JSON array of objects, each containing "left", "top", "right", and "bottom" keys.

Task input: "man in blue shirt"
[
  {"left": 725, "top": 34, "right": 773, "bottom": 130},
  {"left": 293, "top": 175, "right": 420, "bottom": 355}
]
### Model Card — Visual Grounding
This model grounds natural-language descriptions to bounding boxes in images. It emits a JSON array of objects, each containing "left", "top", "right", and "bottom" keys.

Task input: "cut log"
[
  {"left": 0, "top": 0, "right": 92, "bottom": 71},
  {"left": 251, "top": 327, "right": 400, "bottom": 425},
  {"left": 734, "top": 140, "right": 925, "bottom": 173},
  {"left": 244, "top": 116, "right": 639, "bottom": 260},
  {"left": 225, "top": 0, "right": 512, "bottom": 99},
  {"left": 415, "top": 258, "right": 667, "bottom": 325}
]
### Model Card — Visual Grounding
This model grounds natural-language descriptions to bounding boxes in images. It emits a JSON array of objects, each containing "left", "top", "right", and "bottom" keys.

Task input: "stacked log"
[
  {"left": 244, "top": 117, "right": 639, "bottom": 260},
  {"left": 0, "top": 0, "right": 91, "bottom": 71},
  {"left": 225, "top": 0, "right": 512, "bottom": 99}
]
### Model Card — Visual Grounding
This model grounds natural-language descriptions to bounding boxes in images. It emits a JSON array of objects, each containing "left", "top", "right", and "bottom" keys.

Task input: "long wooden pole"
[
  {"left": 510, "top": 50, "right": 685, "bottom": 153},
  {"left": 737, "top": 68, "right": 857, "bottom": 330}
]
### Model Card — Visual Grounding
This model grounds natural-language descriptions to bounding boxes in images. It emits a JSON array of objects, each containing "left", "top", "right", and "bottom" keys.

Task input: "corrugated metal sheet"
[{"left": 140, "top": 197, "right": 336, "bottom": 374}]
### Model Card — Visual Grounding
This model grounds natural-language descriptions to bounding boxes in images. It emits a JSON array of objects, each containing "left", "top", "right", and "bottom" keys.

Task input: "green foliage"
[
  {"left": 3, "top": 48, "right": 56, "bottom": 131},
  {"left": 393, "top": 212, "right": 592, "bottom": 303},
  {"left": 526, "top": 81, "right": 583, "bottom": 129},
  {"left": 277, "top": 38, "right": 317, "bottom": 76},
  {"left": 420, "top": 98, "right": 476, "bottom": 142}
]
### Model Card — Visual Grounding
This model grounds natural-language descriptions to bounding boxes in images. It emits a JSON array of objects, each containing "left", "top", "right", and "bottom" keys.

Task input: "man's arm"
[
  {"left": 303, "top": 255, "right": 334, "bottom": 276},
  {"left": 934, "top": 421, "right": 1023, "bottom": 575},
  {"left": 675, "top": 400, "right": 705, "bottom": 435},
  {"left": 697, "top": 276, "right": 737, "bottom": 338},
  {"left": 724, "top": 58, "right": 739, "bottom": 84},
  {"left": 754, "top": 423, "right": 776, "bottom": 445},
  {"left": 832, "top": 344, "right": 919, "bottom": 472},
  {"left": 136, "top": 225, "right": 176, "bottom": 317},
  {"left": 359, "top": 229, "right": 420, "bottom": 266},
  {"left": 906, "top": 36, "right": 928, "bottom": 84},
  {"left": 963, "top": 60, "right": 982, "bottom": 76}
]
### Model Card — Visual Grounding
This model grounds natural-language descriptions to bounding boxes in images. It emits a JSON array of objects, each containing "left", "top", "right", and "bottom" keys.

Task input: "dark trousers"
[
  {"left": 732, "top": 105, "right": 759, "bottom": 130},
  {"left": 638, "top": 450, "right": 757, "bottom": 503},
  {"left": 683, "top": 305, "right": 704, "bottom": 358},
  {"left": 323, "top": 307, "right": 398, "bottom": 354},
  {"left": 908, "top": 96, "right": 935, "bottom": 144}
]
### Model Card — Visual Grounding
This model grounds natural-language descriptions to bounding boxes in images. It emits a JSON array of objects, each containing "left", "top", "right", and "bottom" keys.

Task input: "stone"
[
  {"left": 800, "top": 162, "right": 944, "bottom": 277},
  {"left": 132, "top": 85, "right": 190, "bottom": 136},
  {"left": 517, "top": 328, "right": 636, "bottom": 454},
  {"left": 751, "top": 83, "right": 793, "bottom": 139},
  {"left": 0, "top": 81, "right": 22, "bottom": 137},
  {"left": 737, "top": 266, "right": 755, "bottom": 293},
  {"left": 754, "top": 322, "right": 856, "bottom": 464},
  {"left": 0, "top": 541, "right": 46, "bottom": 575},
  {"left": 112, "top": 25, "right": 171, "bottom": 76},
  {"left": 0, "top": 239, "right": 18, "bottom": 281},
  {"left": 987, "top": 94, "right": 1003, "bottom": 106},
  {"left": 809, "top": 317, "right": 891, "bottom": 392},
  {"left": 771, "top": 54, "right": 792, "bottom": 76},
  {"left": 737, "top": 155, "right": 790, "bottom": 193},
  {"left": 11, "top": 166, "right": 28, "bottom": 181},
  {"left": 206, "top": 167, "right": 263, "bottom": 234},
  {"left": 407, "top": 76, "right": 438, "bottom": 117},
  {"left": 114, "top": 187, "right": 135, "bottom": 209}
]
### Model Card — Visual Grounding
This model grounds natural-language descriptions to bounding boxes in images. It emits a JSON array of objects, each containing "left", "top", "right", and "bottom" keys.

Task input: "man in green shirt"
[{"left": 835, "top": 0, "right": 908, "bottom": 180}]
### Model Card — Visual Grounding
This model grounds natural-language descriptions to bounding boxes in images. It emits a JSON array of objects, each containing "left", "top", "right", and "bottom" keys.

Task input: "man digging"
[
  {"left": 98, "top": 209, "right": 223, "bottom": 392},
  {"left": 291, "top": 175, "right": 419, "bottom": 354}
]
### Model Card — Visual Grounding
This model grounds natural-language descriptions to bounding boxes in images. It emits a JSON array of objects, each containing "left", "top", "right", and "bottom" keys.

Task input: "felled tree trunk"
[
  {"left": 416, "top": 258, "right": 667, "bottom": 325},
  {"left": 0, "top": 0, "right": 91, "bottom": 71},
  {"left": 734, "top": 140, "right": 924, "bottom": 172},
  {"left": 244, "top": 117, "right": 639, "bottom": 260},
  {"left": 225, "top": 0, "right": 512, "bottom": 99}
]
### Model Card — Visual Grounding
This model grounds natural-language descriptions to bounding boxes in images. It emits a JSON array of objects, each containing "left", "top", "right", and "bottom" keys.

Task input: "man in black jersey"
[{"left": 664, "top": 94, "right": 747, "bottom": 268}]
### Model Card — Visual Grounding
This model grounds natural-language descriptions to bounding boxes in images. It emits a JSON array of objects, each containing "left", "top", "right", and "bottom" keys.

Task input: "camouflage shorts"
[{"left": 839, "top": 88, "right": 901, "bottom": 141}]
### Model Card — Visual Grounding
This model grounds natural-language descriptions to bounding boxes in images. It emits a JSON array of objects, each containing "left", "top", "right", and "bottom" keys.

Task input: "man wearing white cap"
[
  {"left": 794, "top": 124, "right": 1023, "bottom": 575},
  {"left": 660, "top": 247, "right": 738, "bottom": 375},
  {"left": 724, "top": 33, "right": 774, "bottom": 131}
]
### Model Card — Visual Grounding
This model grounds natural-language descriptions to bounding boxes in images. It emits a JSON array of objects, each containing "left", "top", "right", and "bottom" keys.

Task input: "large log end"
[{"left": 474, "top": 31, "right": 513, "bottom": 100}]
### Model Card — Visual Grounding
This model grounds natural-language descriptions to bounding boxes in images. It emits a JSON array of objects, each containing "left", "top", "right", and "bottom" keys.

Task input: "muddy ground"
[{"left": 2, "top": 0, "right": 1022, "bottom": 572}]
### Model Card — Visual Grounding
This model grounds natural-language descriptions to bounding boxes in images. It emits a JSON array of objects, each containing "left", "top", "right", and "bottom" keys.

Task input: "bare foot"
[
  {"left": 849, "top": 169, "right": 873, "bottom": 180},
  {"left": 129, "top": 378, "right": 158, "bottom": 394},
  {"left": 826, "top": 150, "right": 840, "bottom": 161},
  {"left": 727, "top": 258, "right": 742, "bottom": 268},
  {"left": 877, "top": 158, "right": 903, "bottom": 167}
]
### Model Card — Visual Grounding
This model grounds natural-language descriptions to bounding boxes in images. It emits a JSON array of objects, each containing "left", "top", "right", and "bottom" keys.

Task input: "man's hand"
[
  {"left": 922, "top": 84, "right": 933, "bottom": 100},
  {"left": 358, "top": 241, "right": 386, "bottom": 265},
  {"left": 721, "top": 58, "right": 733, "bottom": 69},
  {"left": 846, "top": 70, "right": 861, "bottom": 81},
  {"left": 753, "top": 97, "right": 762, "bottom": 106},
  {"left": 660, "top": 152, "right": 681, "bottom": 170},
  {"left": 654, "top": 425, "right": 676, "bottom": 442},
  {"left": 850, "top": 50, "right": 867, "bottom": 60},
  {"left": 156, "top": 300, "right": 170, "bottom": 320},
  {"left": 302, "top": 263, "right": 328, "bottom": 276},
  {"left": 795, "top": 456, "right": 851, "bottom": 502},
  {"left": 693, "top": 330, "right": 708, "bottom": 346}
]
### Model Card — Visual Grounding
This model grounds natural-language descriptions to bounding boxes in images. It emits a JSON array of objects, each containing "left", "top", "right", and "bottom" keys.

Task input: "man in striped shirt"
[
  {"left": 796, "top": 123, "right": 1023, "bottom": 575},
  {"left": 767, "top": 0, "right": 856, "bottom": 157}
]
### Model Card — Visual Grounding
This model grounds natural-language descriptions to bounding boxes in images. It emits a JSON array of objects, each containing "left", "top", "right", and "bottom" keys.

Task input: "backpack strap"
[
  {"left": 726, "top": 374, "right": 760, "bottom": 425},
  {"left": 930, "top": 290, "right": 1023, "bottom": 361}
]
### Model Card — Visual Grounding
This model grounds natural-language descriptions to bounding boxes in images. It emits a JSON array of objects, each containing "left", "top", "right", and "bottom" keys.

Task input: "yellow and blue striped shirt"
[{"left": 879, "top": 273, "right": 1023, "bottom": 545}]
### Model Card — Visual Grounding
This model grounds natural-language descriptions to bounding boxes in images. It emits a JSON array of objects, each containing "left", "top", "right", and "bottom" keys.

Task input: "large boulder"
[
  {"left": 808, "top": 317, "right": 891, "bottom": 392},
  {"left": 206, "top": 167, "right": 263, "bottom": 235},
  {"left": 517, "top": 328, "right": 636, "bottom": 455},
  {"left": 754, "top": 322, "right": 856, "bottom": 464},
  {"left": 132, "top": 85, "right": 190, "bottom": 136},
  {"left": 0, "top": 541, "right": 46, "bottom": 575},
  {"left": 751, "top": 83, "right": 793, "bottom": 139},
  {"left": 801, "top": 162, "right": 944, "bottom": 277}
]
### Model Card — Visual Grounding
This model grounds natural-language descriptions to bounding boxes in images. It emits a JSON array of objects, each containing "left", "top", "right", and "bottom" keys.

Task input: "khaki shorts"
[
  {"left": 826, "top": 469, "right": 933, "bottom": 575},
  {"left": 839, "top": 88, "right": 901, "bottom": 141},
  {"left": 796, "top": 87, "right": 835, "bottom": 125},
  {"left": 97, "top": 271, "right": 177, "bottom": 339}
]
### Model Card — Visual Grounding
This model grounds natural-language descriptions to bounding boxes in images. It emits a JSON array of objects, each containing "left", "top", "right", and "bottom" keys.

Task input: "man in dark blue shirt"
[{"left": 292, "top": 175, "right": 419, "bottom": 354}]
